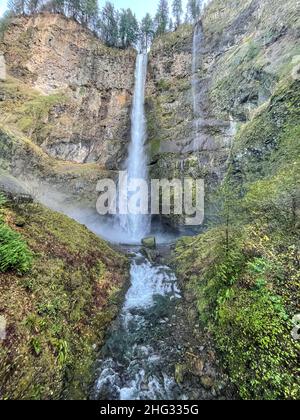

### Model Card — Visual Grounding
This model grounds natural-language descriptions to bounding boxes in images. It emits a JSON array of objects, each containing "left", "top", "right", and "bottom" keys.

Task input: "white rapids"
[{"left": 93, "top": 255, "right": 185, "bottom": 401}]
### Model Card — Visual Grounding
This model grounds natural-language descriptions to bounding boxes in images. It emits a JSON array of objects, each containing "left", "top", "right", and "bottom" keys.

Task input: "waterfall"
[{"left": 119, "top": 53, "right": 150, "bottom": 243}]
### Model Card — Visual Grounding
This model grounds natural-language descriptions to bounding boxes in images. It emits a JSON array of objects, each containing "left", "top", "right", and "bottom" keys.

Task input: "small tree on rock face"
[
  {"left": 172, "top": 0, "right": 182, "bottom": 29},
  {"left": 155, "top": 0, "right": 169, "bottom": 36}
]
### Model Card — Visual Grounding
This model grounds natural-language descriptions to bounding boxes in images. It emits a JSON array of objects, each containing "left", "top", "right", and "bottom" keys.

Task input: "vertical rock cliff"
[
  {"left": 1, "top": 13, "right": 136, "bottom": 169},
  {"left": 146, "top": 0, "right": 299, "bottom": 226}
]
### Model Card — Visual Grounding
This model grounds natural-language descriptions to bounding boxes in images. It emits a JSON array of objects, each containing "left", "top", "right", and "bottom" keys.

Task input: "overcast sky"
[{"left": 0, "top": 0, "right": 189, "bottom": 20}]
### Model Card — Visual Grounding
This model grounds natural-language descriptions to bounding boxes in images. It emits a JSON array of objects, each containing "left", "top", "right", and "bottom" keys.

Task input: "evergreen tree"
[
  {"left": 54, "top": 0, "right": 66, "bottom": 14},
  {"left": 8, "top": 0, "right": 26, "bottom": 15},
  {"left": 81, "top": 0, "right": 99, "bottom": 29},
  {"left": 155, "top": 0, "right": 169, "bottom": 36},
  {"left": 66, "top": 0, "right": 82, "bottom": 21},
  {"left": 140, "top": 13, "right": 154, "bottom": 50},
  {"left": 187, "top": 0, "right": 201, "bottom": 23},
  {"left": 119, "top": 8, "right": 139, "bottom": 48},
  {"left": 99, "top": 2, "right": 119, "bottom": 47},
  {"left": 26, "top": 0, "right": 40, "bottom": 14},
  {"left": 172, "top": 0, "right": 182, "bottom": 29}
]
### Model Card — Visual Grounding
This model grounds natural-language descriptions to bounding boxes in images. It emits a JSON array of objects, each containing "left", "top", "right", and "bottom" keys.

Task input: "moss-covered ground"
[{"left": 0, "top": 197, "right": 128, "bottom": 400}]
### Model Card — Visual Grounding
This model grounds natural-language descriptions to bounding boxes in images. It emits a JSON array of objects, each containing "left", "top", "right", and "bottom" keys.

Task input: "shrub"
[
  {"left": 0, "top": 223, "right": 33, "bottom": 273},
  {"left": 215, "top": 288, "right": 299, "bottom": 400},
  {"left": 0, "top": 194, "right": 32, "bottom": 273}
]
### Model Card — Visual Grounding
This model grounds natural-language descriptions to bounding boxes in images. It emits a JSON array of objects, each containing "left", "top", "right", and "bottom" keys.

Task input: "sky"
[{"left": 0, "top": 0, "right": 189, "bottom": 20}]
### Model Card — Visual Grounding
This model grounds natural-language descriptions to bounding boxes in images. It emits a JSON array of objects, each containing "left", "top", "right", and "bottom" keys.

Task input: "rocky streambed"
[{"left": 91, "top": 249, "right": 236, "bottom": 401}]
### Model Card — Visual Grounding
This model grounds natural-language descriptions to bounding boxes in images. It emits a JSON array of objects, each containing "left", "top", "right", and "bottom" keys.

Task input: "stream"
[{"left": 92, "top": 253, "right": 186, "bottom": 400}]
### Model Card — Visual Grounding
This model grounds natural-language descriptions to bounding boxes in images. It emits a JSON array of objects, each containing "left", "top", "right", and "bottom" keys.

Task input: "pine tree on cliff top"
[
  {"left": 155, "top": 0, "right": 169, "bottom": 36},
  {"left": 172, "top": 0, "right": 183, "bottom": 29},
  {"left": 119, "top": 8, "right": 139, "bottom": 49},
  {"left": 26, "top": 0, "right": 40, "bottom": 14},
  {"left": 81, "top": 0, "right": 99, "bottom": 30},
  {"left": 8, "top": 0, "right": 26, "bottom": 15},
  {"left": 141, "top": 13, "right": 154, "bottom": 50},
  {"left": 187, "top": 0, "right": 201, "bottom": 23},
  {"left": 98, "top": 1, "right": 119, "bottom": 47}
]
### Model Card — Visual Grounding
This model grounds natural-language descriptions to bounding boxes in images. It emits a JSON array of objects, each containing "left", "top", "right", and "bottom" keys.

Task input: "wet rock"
[
  {"left": 201, "top": 375, "right": 215, "bottom": 390},
  {"left": 194, "top": 358, "right": 204, "bottom": 376},
  {"left": 140, "top": 382, "right": 149, "bottom": 391},
  {"left": 14, "top": 217, "right": 26, "bottom": 228},
  {"left": 140, "top": 247, "right": 159, "bottom": 263},
  {"left": 175, "top": 364, "right": 186, "bottom": 384}
]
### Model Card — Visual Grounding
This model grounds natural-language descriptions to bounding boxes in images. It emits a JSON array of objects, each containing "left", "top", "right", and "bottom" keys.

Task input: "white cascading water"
[{"left": 119, "top": 53, "right": 150, "bottom": 243}]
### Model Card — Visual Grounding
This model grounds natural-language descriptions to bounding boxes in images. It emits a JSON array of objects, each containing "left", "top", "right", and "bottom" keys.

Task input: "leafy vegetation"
[
  {"left": 175, "top": 79, "right": 300, "bottom": 400},
  {"left": 0, "top": 194, "right": 32, "bottom": 273}
]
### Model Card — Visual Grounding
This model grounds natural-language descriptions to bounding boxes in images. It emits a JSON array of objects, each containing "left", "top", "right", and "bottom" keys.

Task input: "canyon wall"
[
  {"left": 146, "top": 0, "right": 299, "bottom": 226},
  {"left": 0, "top": 52, "right": 5, "bottom": 81},
  {"left": 0, "top": 13, "right": 136, "bottom": 168}
]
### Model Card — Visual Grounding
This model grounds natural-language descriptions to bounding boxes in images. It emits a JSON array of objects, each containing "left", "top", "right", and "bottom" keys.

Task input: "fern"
[{"left": 0, "top": 194, "right": 32, "bottom": 273}]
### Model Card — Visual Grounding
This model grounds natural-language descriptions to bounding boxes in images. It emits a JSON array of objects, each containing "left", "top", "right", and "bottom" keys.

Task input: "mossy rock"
[{"left": 141, "top": 236, "right": 157, "bottom": 249}]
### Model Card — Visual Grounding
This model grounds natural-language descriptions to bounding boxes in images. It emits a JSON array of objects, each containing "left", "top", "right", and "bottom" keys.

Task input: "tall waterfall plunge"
[{"left": 119, "top": 53, "right": 151, "bottom": 243}]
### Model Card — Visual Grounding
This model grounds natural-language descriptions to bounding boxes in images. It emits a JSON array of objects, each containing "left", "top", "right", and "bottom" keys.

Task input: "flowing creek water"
[{"left": 93, "top": 253, "right": 186, "bottom": 400}]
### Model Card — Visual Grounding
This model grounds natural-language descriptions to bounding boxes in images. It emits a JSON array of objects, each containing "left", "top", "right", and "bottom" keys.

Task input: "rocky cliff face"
[
  {"left": 147, "top": 0, "right": 299, "bottom": 226},
  {"left": 0, "top": 14, "right": 136, "bottom": 168},
  {"left": 172, "top": 0, "right": 300, "bottom": 401},
  {"left": 0, "top": 52, "right": 5, "bottom": 81}
]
